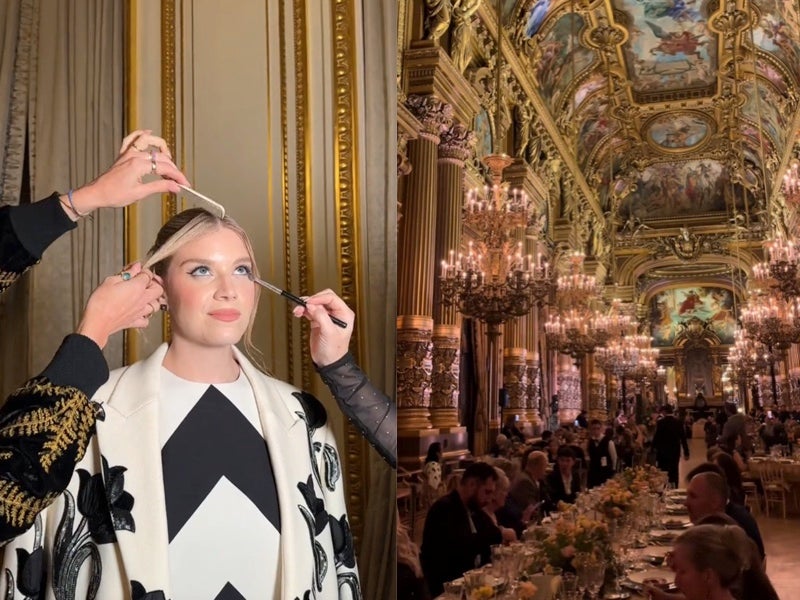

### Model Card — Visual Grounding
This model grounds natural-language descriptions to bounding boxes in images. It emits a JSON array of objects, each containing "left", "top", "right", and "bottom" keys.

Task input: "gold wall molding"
[
  {"left": 331, "top": 0, "right": 366, "bottom": 546},
  {"left": 160, "top": 0, "right": 176, "bottom": 343}
]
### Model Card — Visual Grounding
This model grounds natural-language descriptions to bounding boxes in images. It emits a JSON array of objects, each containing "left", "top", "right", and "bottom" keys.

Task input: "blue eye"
[
  {"left": 235, "top": 265, "right": 253, "bottom": 275},
  {"left": 189, "top": 266, "right": 211, "bottom": 276}
]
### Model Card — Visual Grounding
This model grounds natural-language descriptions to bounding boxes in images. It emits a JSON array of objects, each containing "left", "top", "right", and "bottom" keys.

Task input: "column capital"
[
  {"left": 438, "top": 122, "right": 476, "bottom": 165},
  {"left": 406, "top": 94, "right": 454, "bottom": 142}
]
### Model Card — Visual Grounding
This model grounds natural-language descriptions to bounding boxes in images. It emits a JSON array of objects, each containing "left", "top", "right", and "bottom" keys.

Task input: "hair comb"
[{"left": 178, "top": 184, "right": 226, "bottom": 218}]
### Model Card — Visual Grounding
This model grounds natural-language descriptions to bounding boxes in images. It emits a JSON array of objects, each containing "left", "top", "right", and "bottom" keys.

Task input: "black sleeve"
[
  {"left": 0, "top": 334, "right": 108, "bottom": 543},
  {"left": 1, "top": 194, "right": 76, "bottom": 295},
  {"left": 316, "top": 352, "right": 396, "bottom": 468}
]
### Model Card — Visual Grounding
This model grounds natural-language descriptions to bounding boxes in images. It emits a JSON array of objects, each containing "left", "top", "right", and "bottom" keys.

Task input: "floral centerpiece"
[
  {"left": 468, "top": 585, "right": 495, "bottom": 600},
  {"left": 517, "top": 581, "right": 539, "bottom": 599},
  {"left": 526, "top": 507, "right": 611, "bottom": 571},
  {"left": 595, "top": 478, "right": 636, "bottom": 519}
]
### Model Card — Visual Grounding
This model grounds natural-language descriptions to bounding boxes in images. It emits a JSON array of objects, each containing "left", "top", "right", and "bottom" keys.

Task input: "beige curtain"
[
  {"left": 0, "top": 0, "right": 35, "bottom": 401},
  {"left": 357, "top": 0, "right": 397, "bottom": 598},
  {"left": 26, "top": 0, "right": 124, "bottom": 378}
]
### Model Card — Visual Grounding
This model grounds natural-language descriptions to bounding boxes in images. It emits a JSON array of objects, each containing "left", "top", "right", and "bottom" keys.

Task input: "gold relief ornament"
[
  {"left": 430, "top": 343, "right": 460, "bottom": 410},
  {"left": 423, "top": 0, "right": 452, "bottom": 43},
  {"left": 438, "top": 123, "right": 477, "bottom": 164},
  {"left": 405, "top": 94, "right": 454, "bottom": 141},
  {"left": 450, "top": 0, "right": 481, "bottom": 75},
  {"left": 396, "top": 330, "right": 434, "bottom": 410},
  {"left": 503, "top": 358, "right": 529, "bottom": 410}
]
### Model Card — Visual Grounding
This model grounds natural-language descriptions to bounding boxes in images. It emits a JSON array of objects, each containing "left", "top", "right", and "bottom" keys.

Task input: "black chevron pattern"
[{"left": 161, "top": 386, "right": 281, "bottom": 542}]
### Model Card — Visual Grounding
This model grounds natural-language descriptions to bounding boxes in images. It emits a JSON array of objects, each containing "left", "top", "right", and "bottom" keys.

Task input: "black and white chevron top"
[{"left": 159, "top": 368, "right": 281, "bottom": 599}]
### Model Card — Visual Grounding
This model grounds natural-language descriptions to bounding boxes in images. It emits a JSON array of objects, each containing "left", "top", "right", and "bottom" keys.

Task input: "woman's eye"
[
  {"left": 189, "top": 266, "right": 211, "bottom": 276},
  {"left": 235, "top": 265, "right": 253, "bottom": 275}
]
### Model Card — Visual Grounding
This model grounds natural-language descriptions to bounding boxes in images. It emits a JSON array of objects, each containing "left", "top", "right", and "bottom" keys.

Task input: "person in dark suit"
[
  {"left": 509, "top": 450, "right": 550, "bottom": 524},
  {"left": 652, "top": 404, "right": 690, "bottom": 486},
  {"left": 545, "top": 446, "right": 581, "bottom": 511},
  {"left": 421, "top": 462, "right": 509, "bottom": 596}
]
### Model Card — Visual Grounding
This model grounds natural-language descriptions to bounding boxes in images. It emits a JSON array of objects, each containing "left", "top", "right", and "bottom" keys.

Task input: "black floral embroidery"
[
  {"left": 130, "top": 580, "right": 167, "bottom": 600},
  {"left": 328, "top": 514, "right": 356, "bottom": 569},
  {"left": 52, "top": 490, "right": 102, "bottom": 600},
  {"left": 321, "top": 443, "right": 340, "bottom": 491},
  {"left": 297, "top": 476, "right": 329, "bottom": 592},
  {"left": 4, "top": 515, "right": 45, "bottom": 600},
  {"left": 292, "top": 592, "right": 311, "bottom": 600},
  {"left": 76, "top": 456, "right": 134, "bottom": 544},
  {"left": 337, "top": 572, "right": 362, "bottom": 599}
]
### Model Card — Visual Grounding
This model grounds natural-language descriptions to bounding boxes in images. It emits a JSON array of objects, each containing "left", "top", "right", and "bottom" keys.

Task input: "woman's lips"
[{"left": 209, "top": 309, "right": 241, "bottom": 322}]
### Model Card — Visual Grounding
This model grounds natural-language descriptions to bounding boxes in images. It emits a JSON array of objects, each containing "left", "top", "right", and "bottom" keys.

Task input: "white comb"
[{"left": 178, "top": 184, "right": 225, "bottom": 218}]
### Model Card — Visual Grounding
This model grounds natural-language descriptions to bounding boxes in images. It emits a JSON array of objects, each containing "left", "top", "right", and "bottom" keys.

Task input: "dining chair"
[{"left": 761, "top": 461, "right": 789, "bottom": 519}]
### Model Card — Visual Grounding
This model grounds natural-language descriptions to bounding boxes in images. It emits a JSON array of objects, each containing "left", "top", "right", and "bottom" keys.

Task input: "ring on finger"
[
  {"left": 150, "top": 150, "right": 158, "bottom": 174},
  {"left": 119, "top": 271, "right": 132, "bottom": 281}
]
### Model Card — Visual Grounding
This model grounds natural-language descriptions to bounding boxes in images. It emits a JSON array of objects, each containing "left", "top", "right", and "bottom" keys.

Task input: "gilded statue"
[
  {"left": 666, "top": 226, "right": 702, "bottom": 261},
  {"left": 514, "top": 102, "right": 541, "bottom": 164},
  {"left": 424, "top": 0, "right": 452, "bottom": 43},
  {"left": 450, "top": 0, "right": 481, "bottom": 74}
]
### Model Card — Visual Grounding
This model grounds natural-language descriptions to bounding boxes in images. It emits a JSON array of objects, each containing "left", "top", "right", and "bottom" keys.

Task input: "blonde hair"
[
  {"left": 493, "top": 466, "right": 511, "bottom": 492},
  {"left": 396, "top": 510, "right": 422, "bottom": 578},
  {"left": 674, "top": 524, "right": 749, "bottom": 588},
  {"left": 144, "top": 208, "right": 264, "bottom": 368}
]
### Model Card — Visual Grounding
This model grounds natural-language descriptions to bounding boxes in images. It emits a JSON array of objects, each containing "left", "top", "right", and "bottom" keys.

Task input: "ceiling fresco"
[
  {"left": 649, "top": 286, "right": 737, "bottom": 346},
  {"left": 408, "top": 0, "right": 800, "bottom": 317}
]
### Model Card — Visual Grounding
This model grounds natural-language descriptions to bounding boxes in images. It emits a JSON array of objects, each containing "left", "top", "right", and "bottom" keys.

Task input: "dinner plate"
[
  {"left": 661, "top": 517, "right": 691, "bottom": 530},
  {"left": 627, "top": 568, "right": 675, "bottom": 586},
  {"left": 640, "top": 545, "right": 672, "bottom": 557},
  {"left": 664, "top": 503, "right": 688, "bottom": 514},
  {"left": 649, "top": 529, "right": 679, "bottom": 542}
]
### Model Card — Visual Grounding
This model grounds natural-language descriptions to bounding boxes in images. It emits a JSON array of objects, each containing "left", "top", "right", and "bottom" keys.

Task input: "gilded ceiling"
[{"left": 409, "top": 0, "right": 800, "bottom": 304}]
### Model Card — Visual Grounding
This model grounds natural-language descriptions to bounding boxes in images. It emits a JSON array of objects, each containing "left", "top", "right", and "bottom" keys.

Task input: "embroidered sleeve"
[
  {"left": 315, "top": 353, "right": 396, "bottom": 469},
  {"left": 0, "top": 376, "right": 99, "bottom": 543},
  {"left": 0, "top": 333, "right": 107, "bottom": 545},
  {"left": 0, "top": 195, "right": 76, "bottom": 296}
]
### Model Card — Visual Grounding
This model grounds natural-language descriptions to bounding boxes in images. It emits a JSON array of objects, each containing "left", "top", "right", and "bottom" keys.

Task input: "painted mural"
[
  {"left": 620, "top": 159, "right": 728, "bottom": 219},
  {"left": 741, "top": 81, "right": 788, "bottom": 148},
  {"left": 752, "top": 0, "right": 800, "bottom": 83},
  {"left": 646, "top": 112, "right": 711, "bottom": 151},
  {"left": 650, "top": 286, "right": 737, "bottom": 347},
  {"left": 576, "top": 97, "right": 617, "bottom": 169},
  {"left": 473, "top": 109, "right": 493, "bottom": 160},
  {"left": 534, "top": 14, "right": 595, "bottom": 112},
  {"left": 757, "top": 57, "right": 790, "bottom": 95},
  {"left": 615, "top": 0, "right": 716, "bottom": 96}
]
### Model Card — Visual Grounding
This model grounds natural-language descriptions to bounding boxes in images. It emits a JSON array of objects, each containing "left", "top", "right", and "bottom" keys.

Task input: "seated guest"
[
  {"left": 587, "top": 419, "right": 617, "bottom": 488},
  {"left": 509, "top": 450, "right": 550, "bottom": 525},
  {"left": 489, "top": 433, "right": 511, "bottom": 458},
  {"left": 487, "top": 467, "right": 524, "bottom": 540},
  {"left": 545, "top": 446, "right": 581, "bottom": 511},
  {"left": 501, "top": 414, "right": 525, "bottom": 442},
  {"left": 684, "top": 470, "right": 765, "bottom": 560},
  {"left": 545, "top": 437, "right": 560, "bottom": 463},
  {"left": 645, "top": 524, "right": 777, "bottom": 600},
  {"left": 421, "top": 462, "right": 509, "bottom": 596},
  {"left": 530, "top": 429, "right": 553, "bottom": 451},
  {"left": 397, "top": 512, "right": 432, "bottom": 600}
]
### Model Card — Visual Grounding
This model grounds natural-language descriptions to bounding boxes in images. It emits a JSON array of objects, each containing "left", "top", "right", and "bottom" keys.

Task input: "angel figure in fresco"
[
  {"left": 525, "top": 0, "right": 551, "bottom": 38},
  {"left": 645, "top": 21, "right": 707, "bottom": 58},
  {"left": 678, "top": 289, "right": 702, "bottom": 315},
  {"left": 643, "top": 0, "right": 701, "bottom": 22}
]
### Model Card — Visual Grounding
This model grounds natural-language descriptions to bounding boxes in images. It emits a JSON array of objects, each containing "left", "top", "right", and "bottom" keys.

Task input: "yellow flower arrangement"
[
  {"left": 468, "top": 585, "right": 495, "bottom": 600},
  {"left": 527, "top": 513, "right": 610, "bottom": 570},
  {"left": 596, "top": 479, "right": 635, "bottom": 519},
  {"left": 517, "top": 581, "right": 539, "bottom": 599}
]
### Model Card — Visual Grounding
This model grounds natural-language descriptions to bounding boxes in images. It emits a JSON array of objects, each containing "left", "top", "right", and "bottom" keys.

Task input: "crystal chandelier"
[
  {"left": 440, "top": 154, "right": 551, "bottom": 324},
  {"left": 783, "top": 158, "right": 800, "bottom": 206},
  {"left": 739, "top": 293, "right": 800, "bottom": 351},
  {"left": 544, "top": 252, "right": 609, "bottom": 360},
  {"left": 751, "top": 233, "right": 800, "bottom": 299}
]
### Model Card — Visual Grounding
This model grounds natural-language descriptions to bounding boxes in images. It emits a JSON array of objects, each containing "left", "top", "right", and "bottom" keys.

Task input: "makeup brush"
[{"left": 248, "top": 273, "right": 348, "bottom": 329}]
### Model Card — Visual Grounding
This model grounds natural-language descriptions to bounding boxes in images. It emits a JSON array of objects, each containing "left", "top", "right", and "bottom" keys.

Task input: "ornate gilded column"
[
  {"left": 503, "top": 317, "right": 529, "bottom": 425},
  {"left": 588, "top": 361, "right": 608, "bottom": 422},
  {"left": 397, "top": 94, "right": 453, "bottom": 461},
  {"left": 526, "top": 351, "right": 542, "bottom": 434},
  {"left": 430, "top": 123, "right": 474, "bottom": 431}
]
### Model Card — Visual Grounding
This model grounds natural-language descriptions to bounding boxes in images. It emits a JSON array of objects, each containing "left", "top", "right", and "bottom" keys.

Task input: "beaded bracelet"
[{"left": 61, "top": 189, "right": 87, "bottom": 218}]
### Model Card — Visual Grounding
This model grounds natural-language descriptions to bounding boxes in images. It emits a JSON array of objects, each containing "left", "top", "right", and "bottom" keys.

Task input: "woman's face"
[
  {"left": 671, "top": 544, "right": 710, "bottom": 600},
  {"left": 163, "top": 226, "right": 256, "bottom": 350}
]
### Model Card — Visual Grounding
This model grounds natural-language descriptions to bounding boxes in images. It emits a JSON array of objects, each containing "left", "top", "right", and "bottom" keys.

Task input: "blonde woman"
[{"left": 0, "top": 209, "right": 360, "bottom": 599}]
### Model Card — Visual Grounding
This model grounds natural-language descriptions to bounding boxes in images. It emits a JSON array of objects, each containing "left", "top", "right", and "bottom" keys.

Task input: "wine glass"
[
  {"left": 586, "top": 560, "right": 605, "bottom": 599},
  {"left": 443, "top": 580, "right": 464, "bottom": 599}
]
